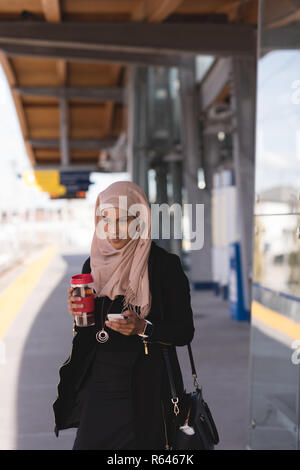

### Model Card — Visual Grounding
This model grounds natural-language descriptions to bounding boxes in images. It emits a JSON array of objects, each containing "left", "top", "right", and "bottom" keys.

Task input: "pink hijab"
[{"left": 90, "top": 181, "right": 152, "bottom": 319}]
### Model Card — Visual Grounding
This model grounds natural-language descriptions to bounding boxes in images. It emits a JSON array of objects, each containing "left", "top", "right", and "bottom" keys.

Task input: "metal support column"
[
  {"left": 138, "top": 67, "right": 149, "bottom": 199},
  {"left": 59, "top": 96, "right": 69, "bottom": 167},
  {"left": 169, "top": 157, "right": 183, "bottom": 258},
  {"left": 127, "top": 66, "right": 139, "bottom": 184},
  {"left": 179, "top": 57, "right": 213, "bottom": 288},
  {"left": 126, "top": 66, "right": 149, "bottom": 198},
  {"left": 155, "top": 161, "right": 170, "bottom": 252},
  {"left": 164, "top": 68, "right": 182, "bottom": 258},
  {"left": 202, "top": 133, "right": 221, "bottom": 291},
  {"left": 229, "top": 56, "right": 257, "bottom": 315}
]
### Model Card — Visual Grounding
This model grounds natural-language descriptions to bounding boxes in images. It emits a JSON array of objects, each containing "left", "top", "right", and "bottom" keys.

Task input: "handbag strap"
[
  {"left": 158, "top": 278, "right": 200, "bottom": 394},
  {"left": 162, "top": 347, "right": 180, "bottom": 416},
  {"left": 187, "top": 343, "right": 201, "bottom": 390},
  {"left": 162, "top": 342, "right": 202, "bottom": 417},
  {"left": 187, "top": 343, "right": 196, "bottom": 375}
]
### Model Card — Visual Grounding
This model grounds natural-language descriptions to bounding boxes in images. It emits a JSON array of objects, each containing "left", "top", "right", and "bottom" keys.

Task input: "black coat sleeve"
[{"left": 148, "top": 254, "right": 195, "bottom": 346}]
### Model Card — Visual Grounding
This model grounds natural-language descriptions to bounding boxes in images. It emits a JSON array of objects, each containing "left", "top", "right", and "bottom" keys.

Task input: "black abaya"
[
  {"left": 72, "top": 295, "right": 143, "bottom": 450},
  {"left": 53, "top": 241, "right": 195, "bottom": 450}
]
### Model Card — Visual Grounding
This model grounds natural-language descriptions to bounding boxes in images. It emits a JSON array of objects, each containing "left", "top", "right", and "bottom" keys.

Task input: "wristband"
[{"left": 138, "top": 319, "right": 153, "bottom": 338}]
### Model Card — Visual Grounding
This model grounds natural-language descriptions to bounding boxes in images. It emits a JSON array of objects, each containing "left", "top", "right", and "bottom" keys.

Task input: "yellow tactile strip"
[
  {"left": 251, "top": 299, "right": 300, "bottom": 341},
  {"left": 0, "top": 245, "right": 58, "bottom": 340}
]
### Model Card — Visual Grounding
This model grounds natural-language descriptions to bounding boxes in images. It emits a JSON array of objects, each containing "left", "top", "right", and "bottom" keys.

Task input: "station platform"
[{"left": 0, "top": 246, "right": 250, "bottom": 450}]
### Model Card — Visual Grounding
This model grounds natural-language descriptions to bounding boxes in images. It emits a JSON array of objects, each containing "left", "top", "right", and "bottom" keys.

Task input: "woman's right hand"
[{"left": 67, "top": 288, "right": 84, "bottom": 318}]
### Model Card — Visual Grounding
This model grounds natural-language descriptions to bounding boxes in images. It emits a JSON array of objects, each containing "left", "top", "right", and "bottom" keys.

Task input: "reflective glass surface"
[
  {"left": 250, "top": 0, "right": 300, "bottom": 449},
  {"left": 250, "top": 214, "right": 300, "bottom": 449},
  {"left": 254, "top": 1, "right": 300, "bottom": 215}
]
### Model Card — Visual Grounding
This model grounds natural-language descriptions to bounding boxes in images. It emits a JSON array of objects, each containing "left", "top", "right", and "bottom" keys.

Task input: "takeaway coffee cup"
[{"left": 70, "top": 274, "right": 95, "bottom": 327}]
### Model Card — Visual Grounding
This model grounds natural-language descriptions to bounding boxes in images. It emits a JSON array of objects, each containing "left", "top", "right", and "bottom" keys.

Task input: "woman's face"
[{"left": 100, "top": 207, "right": 137, "bottom": 250}]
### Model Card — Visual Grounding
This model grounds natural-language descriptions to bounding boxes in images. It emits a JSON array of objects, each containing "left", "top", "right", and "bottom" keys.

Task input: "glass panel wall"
[{"left": 249, "top": 0, "right": 300, "bottom": 449}]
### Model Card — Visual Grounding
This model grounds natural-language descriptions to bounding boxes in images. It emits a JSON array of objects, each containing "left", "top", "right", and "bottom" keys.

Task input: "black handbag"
[{"left": 162, "top": 344, "right": 220, "bottom": 450}]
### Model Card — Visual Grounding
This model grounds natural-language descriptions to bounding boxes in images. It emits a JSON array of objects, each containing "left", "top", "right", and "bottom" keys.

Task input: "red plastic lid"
[{"left": 71, "top": 274, "right": 94, "bottom": 285}]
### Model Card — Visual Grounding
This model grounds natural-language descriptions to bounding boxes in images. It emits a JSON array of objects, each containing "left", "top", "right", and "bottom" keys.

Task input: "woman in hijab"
[{"left": 53, "top": 180, "right": 195, "bottom": 450}]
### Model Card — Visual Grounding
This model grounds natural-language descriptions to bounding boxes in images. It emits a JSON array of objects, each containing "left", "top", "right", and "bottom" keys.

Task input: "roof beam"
[
  {"left": 13, "top": 86, "right": 126, "bottom": 102},
  {"left": 147, "top": 0, "right": 184, "bottom": 22},
  {"left": 199, "top": 58, "right": 232, "bottom": 112},
  {"left": 265, "top": 9, "right": 300, "bottom": 29},
  {"left": 262, "top": 25, "right": 300, "bottom": 52},
  {"left": 27, "top": 138, "right": 116, "bottom": 150},
  {"left": 57, "top": 60, "right": 67, "bottom": 86},
  {"left": 0, "top": 21, "right": 256, "bottom": 57},
  {"left": 0, "top": 43, "right": 185, "bottom": 67},
  {"left": 215, "top": 0, "right": 242, "bottom": 22},
  {"left": 33, "top": 164, "right": 103, "bottom": 171},
  {"left": 132, "top": 0, "right": 184, "bottom": 22},
  {"left": 41, "top": 0, "right": 61, "bottom": 23},
  {"left": 263, "top": 1, "right": 300, "bottom": 29}
]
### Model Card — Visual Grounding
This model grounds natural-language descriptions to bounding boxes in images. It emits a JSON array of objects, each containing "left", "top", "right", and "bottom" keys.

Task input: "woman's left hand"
[{"left": 105, "top": 310, "right": 146, "bottom": 336}]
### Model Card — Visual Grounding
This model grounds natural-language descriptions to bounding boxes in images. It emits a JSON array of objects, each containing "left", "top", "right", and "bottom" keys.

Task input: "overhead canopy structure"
[
  {"left": 0, "top": 0, "right": 259, "bottom": 172},
  {"left": 0, "top": 0, "right": 297, "bottom": 314}
]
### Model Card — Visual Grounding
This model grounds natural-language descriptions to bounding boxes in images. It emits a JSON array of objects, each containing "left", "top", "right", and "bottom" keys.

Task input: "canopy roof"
[{"left": 0, "top": 0, "right": 260, "bottom": 170}]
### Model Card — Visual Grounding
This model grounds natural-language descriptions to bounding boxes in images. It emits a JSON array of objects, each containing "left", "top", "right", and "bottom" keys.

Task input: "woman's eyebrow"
[{"left": 102, "top": 216, "right": 128, "bottom": 220}]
